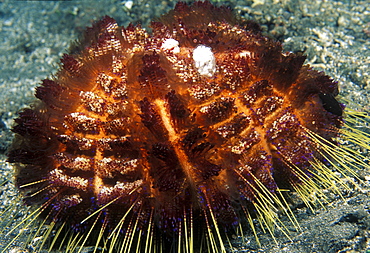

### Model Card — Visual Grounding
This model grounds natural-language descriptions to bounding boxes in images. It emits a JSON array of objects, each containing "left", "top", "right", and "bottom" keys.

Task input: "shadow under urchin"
[{"left": 5, "top": 1, "right": 367, "bottom": 252}]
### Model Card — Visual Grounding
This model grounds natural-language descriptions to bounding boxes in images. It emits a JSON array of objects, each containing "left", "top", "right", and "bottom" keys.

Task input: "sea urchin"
[{"left": 4, "top": 1, "right": 369, "bottom": 253}]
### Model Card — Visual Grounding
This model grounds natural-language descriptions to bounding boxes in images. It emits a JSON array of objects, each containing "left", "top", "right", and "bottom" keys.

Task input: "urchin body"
[{"left": 8, "top": 1, "right": 344, "bottom": 252}]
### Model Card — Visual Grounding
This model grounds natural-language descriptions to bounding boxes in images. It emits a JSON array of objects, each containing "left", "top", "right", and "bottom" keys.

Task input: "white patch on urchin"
[
  {"left": 192, "top": 45, "right": 216, "bottom": 77},
  {"left": 161, "top": 38, "right": 180, "bottom": 54}
]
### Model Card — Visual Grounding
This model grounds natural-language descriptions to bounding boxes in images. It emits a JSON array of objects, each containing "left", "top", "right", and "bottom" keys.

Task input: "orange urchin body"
[{"left": 8, "top": 1, "right": 344, "bottom": 252}]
